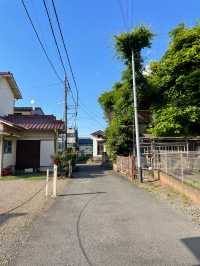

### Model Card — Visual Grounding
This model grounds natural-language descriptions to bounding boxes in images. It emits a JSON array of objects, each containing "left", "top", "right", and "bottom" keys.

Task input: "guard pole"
[
  {"left": 131, "top": 50, "right": 143, "bottom": 183},
  {"left": 45, "top": 168, "right": 49, "bottom": 197},
  {"left": 53, "top": 164, "right": 57, "bottom": 198},
  {"left": 68, "top": 160, "right": 72, "bottom": 178}
]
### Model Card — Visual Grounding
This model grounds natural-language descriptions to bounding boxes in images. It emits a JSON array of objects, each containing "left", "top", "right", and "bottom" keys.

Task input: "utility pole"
[
  {"left": 64, "top": 75, "right": 68, "bottom": 150},
  {"left": 131, "top": 50, "right": 143, "bottom": 183}
]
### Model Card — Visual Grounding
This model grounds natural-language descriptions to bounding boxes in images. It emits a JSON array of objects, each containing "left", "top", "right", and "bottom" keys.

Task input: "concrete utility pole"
[
  {"left": 64, "top": 75, "right": 68, "bottom": 150},
  {"left": 131, "top": 50, "right": 143, "bottom": 183}
]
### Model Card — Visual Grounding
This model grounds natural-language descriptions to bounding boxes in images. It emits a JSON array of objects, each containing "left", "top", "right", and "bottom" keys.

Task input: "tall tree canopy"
[
  {"left": 148, "top": 23, "right": 200, "bottom": 136},
  {"left": 99, "top": 26, "right": 154, "bottom": 158},
  {"left": 99, "top": 23, "right": 200, "bottom": 158}
]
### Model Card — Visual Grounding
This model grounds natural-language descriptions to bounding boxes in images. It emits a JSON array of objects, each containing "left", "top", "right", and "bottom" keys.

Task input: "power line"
[
  {"left": 42, "top": 0, "right": 78, "bottom": 131},
  {"left": 68, "top": 82, "right": 78, "bottom": 108},
  {"left": 45, "top": 0, "right": 104, "bottom": 130},
  {"left": 79, "top": 104, "right": 105, "bottom": 128},
  {"left": 79, "top": 100, "right": 103, "bottom": 120},
  {"left": 20, "top": 0, "right": 63, "bottom": 83},
  {"left": 51, "top": 0, "right": 79, "bottom": 116},
  {"left": 42, "top": 0, "right": 66, "bottom": 76},
  {"left": 130, "top": 0, "right": 133, "bottom": 30},
  {"left": 117, "top": 0, "right": 129, "bottom": 30},
  {"left": 22, "top": 0, "right": 101, "bottom": 131}
]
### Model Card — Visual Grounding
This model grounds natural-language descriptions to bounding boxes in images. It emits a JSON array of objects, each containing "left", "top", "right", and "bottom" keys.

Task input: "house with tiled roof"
[{"left": 0, "top": 72, "right": 64, "bottom": 176}]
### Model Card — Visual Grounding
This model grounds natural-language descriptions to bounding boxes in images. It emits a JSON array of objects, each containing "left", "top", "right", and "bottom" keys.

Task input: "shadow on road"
[
  {"left": 181, "top": 237, "right": 200, "bottom": 262},
  {"left": 73, "top": 164, "right": 110, "bottom": 179},
  {"left": 58, "top": 192, "right": 106, "bottom": 197},
  {"left": 0, "top": 212, "right": 27, "bottom": 226}
]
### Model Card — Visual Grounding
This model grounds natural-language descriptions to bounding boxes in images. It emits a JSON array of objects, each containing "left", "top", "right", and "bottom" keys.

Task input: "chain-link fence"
[{"left": 157, "top": 152, "right": 200, "bottom": 189}]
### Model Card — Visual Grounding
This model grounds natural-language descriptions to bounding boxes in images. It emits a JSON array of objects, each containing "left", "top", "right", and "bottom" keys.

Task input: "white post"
[
  {"left": 68, "top": 160, "right": 72, "bottom": 178},
  {"left": 165, "top": 153, "right": 168, "bottom": 174},
  {"left": 52, "top": 164, "right": 57, "bottom": 198},
  {"left": 45, "top": 168, "right": 49, "bottom": 197},
  {"left": 0, "top": 136, "right": 3, "bottom": 177},
  {"left": 180, "top": 152, "right": 184, "bottom": 183},
  {"left": 132, "top": 50, "right": 143, "bottom": 182}
]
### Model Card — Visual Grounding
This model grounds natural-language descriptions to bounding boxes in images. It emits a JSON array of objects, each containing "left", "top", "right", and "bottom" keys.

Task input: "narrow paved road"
[{"left": 13, "top": 164, "right": 200, "bottom": 266}]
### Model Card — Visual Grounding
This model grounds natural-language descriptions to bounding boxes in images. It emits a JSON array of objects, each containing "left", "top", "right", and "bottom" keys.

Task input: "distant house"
[
  {"left": 14, "top": 106, "right": 44, "bottom": 115},
  {"left": 91, "top": 130, "right": 105, "bottom": 158},
  {"left": 67, "top": 128, "right": 78, "bottom": 148},
  {"left": 78, "top": 138, "right": 93, "bottom": 156},
  {"left": 57, "top": 128, "right": 78, "bottom": 151},
  {"left": 0, "top": 72, "right": 64, "bottom": 176}
]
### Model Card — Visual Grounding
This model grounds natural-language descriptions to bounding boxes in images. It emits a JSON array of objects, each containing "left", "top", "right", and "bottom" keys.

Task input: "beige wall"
[
  {"left": 0, "top": 77, "right": 15, "bottom": 116},
  {"left": 0, "top": 130, "right": 57, "bottom": 172},
  {"left": 20, "top": 131, "right": 56, "bottom": 169},
  {"left": 2, "top": 137, "right": 16, "bottom": 169},
  {"left": 40, "top": 140, "right": 54, "bottom": 167},
  {"left": 20, "top": 131, "right": 55, "bottom": 140}
]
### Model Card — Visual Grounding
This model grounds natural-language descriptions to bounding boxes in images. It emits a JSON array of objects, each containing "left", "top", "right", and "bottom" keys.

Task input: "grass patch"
[
  {"left": 134, "top": 179, "right": 192, "bottom": 206},
  {"left": 184, "top": 179, "right": 200, "bottom": 190},
  {"left": 0, "top": 174, "right": 46, "bottom": 181}
]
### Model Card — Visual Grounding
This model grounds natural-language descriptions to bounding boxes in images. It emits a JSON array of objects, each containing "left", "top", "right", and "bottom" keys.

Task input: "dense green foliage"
[
  {"left": 99, "top": 26, "right": 154, "bottom": 158},
  {"left": 149, "top": 23, "right": 200, "bottom": 136},
  {"left": 99, "top": 23, "right": 200, "bottom": 158}
]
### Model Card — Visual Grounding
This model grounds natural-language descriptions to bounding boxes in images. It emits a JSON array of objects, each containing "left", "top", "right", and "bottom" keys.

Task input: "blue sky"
[{"left": 0, "top": 0, "right": 199, "bottom": 137}]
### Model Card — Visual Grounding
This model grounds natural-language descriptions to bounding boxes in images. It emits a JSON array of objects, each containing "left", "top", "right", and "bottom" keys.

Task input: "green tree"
[
  {"left": 148, "top": 23, "right": 200, "bottom": 136},
  {"left": 99, "top": 25, "right": 154, "bottom": 158}
]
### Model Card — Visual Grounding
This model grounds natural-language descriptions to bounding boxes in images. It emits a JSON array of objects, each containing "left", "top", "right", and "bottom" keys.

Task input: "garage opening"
[{"left": 16, "top": 140, "right": 40, "bottom": 171}]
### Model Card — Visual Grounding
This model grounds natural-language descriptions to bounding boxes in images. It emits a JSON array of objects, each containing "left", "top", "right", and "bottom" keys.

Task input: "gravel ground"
[
  {"left": 0, "top": 180, "right": 45, "bottom": 214},
  {"left": 134, "top": 179, "right": 200, "bottom": 226},
  {"left": 0, "top": 178, "right": 69, "bottom": 265}
]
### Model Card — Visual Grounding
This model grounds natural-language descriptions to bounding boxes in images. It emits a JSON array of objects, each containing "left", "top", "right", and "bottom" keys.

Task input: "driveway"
[{"left": 12, "top": 164, "right": 200, "bottom": 266}]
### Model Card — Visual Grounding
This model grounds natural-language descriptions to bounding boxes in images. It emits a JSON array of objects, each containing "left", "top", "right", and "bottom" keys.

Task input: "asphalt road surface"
[{"left": 12, "top": 164, "right": 200, "bottom": 266}]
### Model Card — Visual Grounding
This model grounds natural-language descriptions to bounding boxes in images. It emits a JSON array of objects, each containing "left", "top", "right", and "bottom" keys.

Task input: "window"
[{"left": 3, "top": 140, "right": 12, "bottom": 154}]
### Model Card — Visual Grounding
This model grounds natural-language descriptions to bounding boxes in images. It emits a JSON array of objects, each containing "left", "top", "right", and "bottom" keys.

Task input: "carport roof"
[{"left": 0, "top": 117, "right": 25, "bottom": 130}]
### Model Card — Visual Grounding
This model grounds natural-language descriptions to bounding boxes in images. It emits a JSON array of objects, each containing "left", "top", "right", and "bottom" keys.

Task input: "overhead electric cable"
[
  {"left": 21, "top": 0, "right": 63, "bottom": 83},
  {"left": 117, "top": 0, "right": 129, "bottom": 30},
  {"left": 42, "top": 0, "right": 66, "bottom": 75},
  {"left": 51, "top": 0, "right": 79, "bottom": 115},
  {"left": 42, "top": 0, "right": 77, "bottom": 126}
]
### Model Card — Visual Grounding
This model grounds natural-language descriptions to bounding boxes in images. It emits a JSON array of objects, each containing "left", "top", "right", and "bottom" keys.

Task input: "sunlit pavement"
[{"left": 13, "top": 164, "right": 200, "bottom": 266}]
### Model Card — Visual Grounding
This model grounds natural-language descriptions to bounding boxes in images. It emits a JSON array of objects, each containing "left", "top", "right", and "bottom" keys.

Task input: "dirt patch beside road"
[
  {"left": 0, "top": 179, "right": 69, "bottom": 265},
  {"left": 135, "top": 180, "right": 200, "bottom": 226}
]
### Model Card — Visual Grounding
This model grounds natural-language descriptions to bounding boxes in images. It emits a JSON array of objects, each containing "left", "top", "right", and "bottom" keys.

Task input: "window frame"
[{"left": 3, "top": 140, "right": 12, "bottom": 154}]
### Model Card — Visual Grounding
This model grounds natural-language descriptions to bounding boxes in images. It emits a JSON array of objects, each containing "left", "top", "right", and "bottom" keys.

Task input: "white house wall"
[
  {"left": 93, "top": 138, "right": 98, "bottom": 157},
  {"left": 91, "top": 136, "right": 105, "bottom": 157},
  {"left": 3, "top": 138, "right": 16, "bottom": 169},
  {"left": 20, "top": 131, "right": 56, "bottom": 170},
  {"left": 40, "top": 140, "right": 54, "bottom": 168},
  {"left": 0, "top": 77, "right": 15, "bottom": 116},
  {"left": 20, "top": 131, "right": 55, "bottom": 140}
]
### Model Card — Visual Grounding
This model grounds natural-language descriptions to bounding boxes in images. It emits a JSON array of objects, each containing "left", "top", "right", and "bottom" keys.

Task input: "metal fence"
[
  {"left": 156, "top": 152, "right": 200, "bottom": 188},
  {"left": 140, "top": 142, "right": 187, "bottom": 170}
]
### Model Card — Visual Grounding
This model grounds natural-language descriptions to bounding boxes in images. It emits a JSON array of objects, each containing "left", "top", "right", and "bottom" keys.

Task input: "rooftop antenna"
[{"left": 30, "top": 99, "right": 35, "bottom": 111}]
